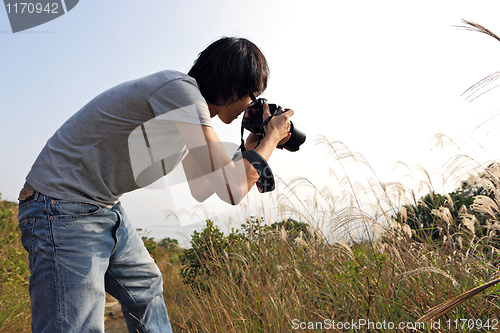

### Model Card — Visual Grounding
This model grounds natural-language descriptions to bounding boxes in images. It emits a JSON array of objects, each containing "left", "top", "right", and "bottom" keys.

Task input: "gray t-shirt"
[{"left": 26, "top": 70, "right": 212, "bottom": 207}]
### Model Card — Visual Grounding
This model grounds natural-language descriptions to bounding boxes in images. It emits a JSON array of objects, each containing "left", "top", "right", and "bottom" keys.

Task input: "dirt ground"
[{"left": 104, "top": 293, "right": 128, "bottom": 332}]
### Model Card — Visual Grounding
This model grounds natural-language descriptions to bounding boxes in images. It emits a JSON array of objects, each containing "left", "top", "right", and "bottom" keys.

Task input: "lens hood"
[{"left": 281, "top": 122, "right": 306, "bottom": 152}]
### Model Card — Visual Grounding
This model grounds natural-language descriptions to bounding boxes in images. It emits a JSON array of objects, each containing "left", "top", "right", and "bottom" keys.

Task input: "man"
[{"left": 17, "top": 37, "right": 293, "bottom": 332}]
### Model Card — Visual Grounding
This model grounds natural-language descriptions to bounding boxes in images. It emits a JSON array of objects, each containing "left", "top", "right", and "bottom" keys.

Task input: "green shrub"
[
  {"left": 179, "top": 218, "right": 321, "bottom": 294},
  {"left": 179, "top": 220, "right": 242, "bottom": 292}
]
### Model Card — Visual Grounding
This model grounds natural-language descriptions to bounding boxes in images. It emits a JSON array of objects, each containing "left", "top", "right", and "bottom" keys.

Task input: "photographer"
[{"left": 17, "top": 37, "right": 293, "bottom": 333}]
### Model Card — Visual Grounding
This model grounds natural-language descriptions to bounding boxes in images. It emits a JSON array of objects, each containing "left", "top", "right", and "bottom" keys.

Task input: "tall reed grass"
[
  {"left": 162, "top": 134, "right": 500, "bottom": 332},
  {"left": 2, "top": 132, "right": 500, "bottom": 332}
]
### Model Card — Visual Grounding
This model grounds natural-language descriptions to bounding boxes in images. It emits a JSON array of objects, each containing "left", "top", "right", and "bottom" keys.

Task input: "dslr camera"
[{"left": 241, "top": 98, "right": 306, "bottom": 151}]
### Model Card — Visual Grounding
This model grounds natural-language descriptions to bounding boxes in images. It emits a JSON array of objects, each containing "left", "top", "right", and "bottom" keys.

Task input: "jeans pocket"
[
  {"left": 18, "top": 218, "right": 35, "bottom": 270},
  {"left": 52, "top": 200, "right": 102, "bottom": 218}
]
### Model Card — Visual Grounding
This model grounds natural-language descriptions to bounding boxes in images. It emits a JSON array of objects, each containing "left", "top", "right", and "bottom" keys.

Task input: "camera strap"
[
  {"left": 239, "top": 101, "right": 276, "bottom": 193},
  {"left": 260, "top": 115, "right": 273, "bottom": 137},
  {"left": 240, "top": 115, "right": 273, "bottom": 151},
  {"left": 239, "top": 129, "right": 274, "bottom": 192},
  {"left": 241, "top": 150, "right": 275, "bottom": 193},
  {"left": 239, "top": 126, "right": 246, "bottom": 152}
]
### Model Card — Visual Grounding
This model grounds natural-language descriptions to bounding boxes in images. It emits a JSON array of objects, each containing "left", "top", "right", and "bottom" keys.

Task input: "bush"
[
  {"left": 179, "top": 218, "right": 320, "bottom": 294},
  {"left": 179, "top": 220, "right": 243, "bottom": 292}
]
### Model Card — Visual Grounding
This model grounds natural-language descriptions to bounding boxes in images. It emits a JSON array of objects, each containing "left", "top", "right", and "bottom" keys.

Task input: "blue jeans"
[{"left": 18, "top": 191, "right": 172, "bottom": 333}]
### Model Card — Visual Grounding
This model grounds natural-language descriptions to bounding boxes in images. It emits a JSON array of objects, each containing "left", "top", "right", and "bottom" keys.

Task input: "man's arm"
[
  {"left": 176, "top": 107, "right": 293, "bottom": 205},
  {"left": 181, "top": 152, "right": 215, "bottom": 202}
]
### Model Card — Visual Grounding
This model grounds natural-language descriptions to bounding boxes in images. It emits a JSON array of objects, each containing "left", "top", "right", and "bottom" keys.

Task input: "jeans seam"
[
  {"left": 19, "top": 218, "right": 36, "bottom": 271},
  {"left": 110, "top": 211, "right": 122, "bottom": 256},
  {"left": 45, "top": 197, "right": 64, "bottom": 333}
]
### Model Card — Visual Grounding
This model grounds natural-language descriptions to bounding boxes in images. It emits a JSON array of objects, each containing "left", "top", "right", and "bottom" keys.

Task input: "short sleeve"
[{"left": 148, "top": 77, "right": 212, "bottom": 127}]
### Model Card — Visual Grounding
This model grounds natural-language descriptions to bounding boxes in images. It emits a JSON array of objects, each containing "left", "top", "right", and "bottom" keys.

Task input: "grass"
[
  {"left": 2, "top": 136, "right": 500, "bottom": 332},
  {"left": 161, "top": 135, "right": 500, "bottom": 332},
  {"left": 0, "top": 200, "right": 30, "bottom": 333},
  {"left": 164, "top": 228, "right": 499, "bottom": 332}
]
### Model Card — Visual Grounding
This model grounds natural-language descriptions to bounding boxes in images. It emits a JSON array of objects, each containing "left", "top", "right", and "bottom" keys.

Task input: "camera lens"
[{"left": 282, "top": 122, "right": 306, "bottom": 152}]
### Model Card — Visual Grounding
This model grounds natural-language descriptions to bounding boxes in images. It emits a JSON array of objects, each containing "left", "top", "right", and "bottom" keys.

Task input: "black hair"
[{"left": 188, "top": 37, "right": 269, "bottom": 106}]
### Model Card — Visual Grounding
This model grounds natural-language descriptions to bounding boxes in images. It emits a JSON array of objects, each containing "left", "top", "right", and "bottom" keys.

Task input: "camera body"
[{"left": 241, "top": 98, "right": 306, "bottom": 151}]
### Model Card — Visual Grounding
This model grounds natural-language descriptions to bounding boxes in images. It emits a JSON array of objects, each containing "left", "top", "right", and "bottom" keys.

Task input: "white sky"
[{"left": 3, "top": 1, "right": 500, "bottom": 245}]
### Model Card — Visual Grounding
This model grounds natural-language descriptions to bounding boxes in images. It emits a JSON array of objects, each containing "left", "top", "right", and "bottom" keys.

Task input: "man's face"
[{"left": 210, "top": 96, "right": 253, "bottom": 124}]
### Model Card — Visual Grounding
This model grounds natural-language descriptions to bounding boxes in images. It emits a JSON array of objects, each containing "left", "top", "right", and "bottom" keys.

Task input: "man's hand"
[{"left": 262, "top": 103, "right": 294, "bottom": 148}]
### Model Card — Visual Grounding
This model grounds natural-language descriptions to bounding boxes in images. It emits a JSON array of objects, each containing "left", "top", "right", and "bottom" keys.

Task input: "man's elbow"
[
  {"left": 192, "top": 192, "right": 209, "bottom": 202},
  {"left": 188, "top": 181, "right": 214, "bottom": 202},
  {"left": 216, "top": 186, "right": 247, "bottom": 206}
]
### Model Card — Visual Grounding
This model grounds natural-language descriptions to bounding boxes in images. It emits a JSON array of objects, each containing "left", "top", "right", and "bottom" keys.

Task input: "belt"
[{"left": 18, "top": 182, "right": 35, "bottom": 201}]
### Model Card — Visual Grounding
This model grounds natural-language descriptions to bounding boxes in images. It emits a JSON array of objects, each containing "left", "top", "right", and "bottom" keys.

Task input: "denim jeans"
[{"left": 18, "top": 191, "right": 172, "bottom": 333}]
